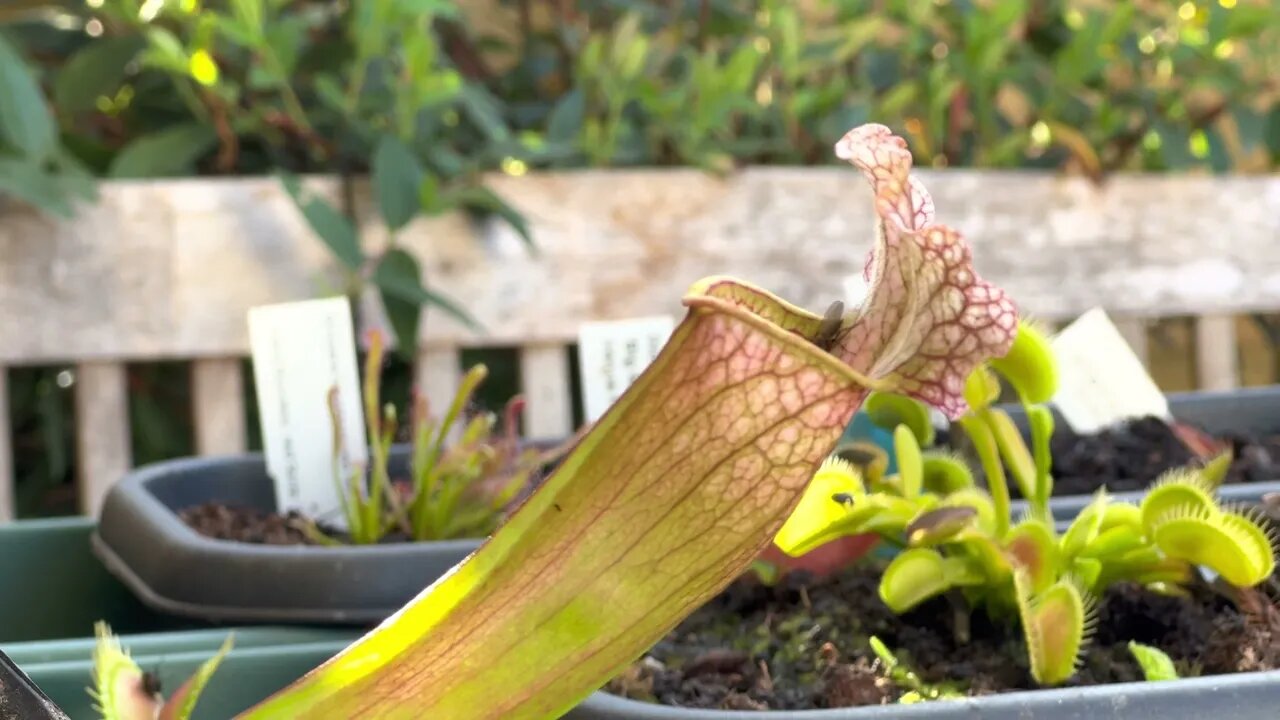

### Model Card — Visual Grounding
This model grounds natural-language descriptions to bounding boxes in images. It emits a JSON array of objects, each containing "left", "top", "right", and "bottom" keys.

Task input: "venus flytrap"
[
  {"left": 89, "top": 623, "right": 232, "bottom": 720},
  {"left": 237, "top": 124, "right": 1018, "bottom": 719},
  {"left": 777, "top": 344, "right": 1277, "bottom": 688}
]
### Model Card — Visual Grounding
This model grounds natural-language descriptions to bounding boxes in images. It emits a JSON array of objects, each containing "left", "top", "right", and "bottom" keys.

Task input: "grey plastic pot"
[
  {"left": 568, "top": 453, "right": 1280, "bottom": 720},
  {"left": 570, "top": 669, "right": 1280, "bottom": 720},
  {"left": 1006, "top": 386, "right": 1280, "bottom": 520},
  {"left": 92, "top": 449, "right": 482, "bottom": 625}
]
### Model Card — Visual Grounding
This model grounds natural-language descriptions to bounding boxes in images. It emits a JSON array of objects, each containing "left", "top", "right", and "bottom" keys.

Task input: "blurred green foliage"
[
  {"left": 1, "top": 0, "right": 1277, "bottom": 516},
  {"left": 487, "top": 0, "right": 1279, "bottom": 174}
]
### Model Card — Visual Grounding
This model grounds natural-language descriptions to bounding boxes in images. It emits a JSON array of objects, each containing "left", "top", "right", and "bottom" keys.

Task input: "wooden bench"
[{"left": 1, "top": 169, "right": 1278, "bottom": 521}]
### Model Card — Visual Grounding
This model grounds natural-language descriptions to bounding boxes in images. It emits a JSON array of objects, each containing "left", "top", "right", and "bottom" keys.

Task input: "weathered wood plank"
[
  {"left": 192, "top": 358, "right": 247, "bottom": 456},
  {"left": 416, "top": 347, "right": 462, "bottom": 412},
  {"left": 2, "top": 172, "right": 1280, "bottom": 363},
  {"left": 75, "top": 362, "right": 131, "bottom": 516},
  {"left": 415, "top": 347, "right": 465, "bottom": 446},
  {"left": 518, "top": 344, "right": 574, "bottom": 440},
  {"left": 0, "top": 367, "right": 12, "bottom": 523},
  {"left": 1194, "top": 314, "right": 1240, "bottom": 391}
]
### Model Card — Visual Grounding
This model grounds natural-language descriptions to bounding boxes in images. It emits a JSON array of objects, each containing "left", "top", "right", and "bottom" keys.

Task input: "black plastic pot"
[
  {"left": 1, "top": 648, "right": 69, "bottom": 720},
  {"left": 92, "top": 450, "right": 482, "bottom": 625}
]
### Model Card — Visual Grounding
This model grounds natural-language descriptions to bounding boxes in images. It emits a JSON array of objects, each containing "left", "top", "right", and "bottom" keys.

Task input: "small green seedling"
[
  {"left": 777, "top": 320, "right": 1277, "bottom": 688},
  {"left": 1128, "top": 641, "right": 1180, "bottom": 682},
  {"left": 867, "top": 636, "right": 962, "bottom": 702},
  {"left": 89, "top": 622, "right": 231, "bottom": 720}
]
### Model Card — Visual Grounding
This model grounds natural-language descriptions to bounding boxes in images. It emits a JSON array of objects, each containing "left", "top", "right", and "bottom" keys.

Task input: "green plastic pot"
[
  {"left": 0, "top": 517, "right": 197, "bottom": 643},
  {"left": 7, "top": 627, "right": 354, "bottom": 720},
  {"left": 0, "top": 517, "right": 360, "bottom": 718}
]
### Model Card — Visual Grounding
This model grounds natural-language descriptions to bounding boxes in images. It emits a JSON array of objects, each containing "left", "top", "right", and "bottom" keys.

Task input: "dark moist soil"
[
  {"left": 952, "top": 415, "right": 1280, "bottom": 498},
  {"left": 608, "top": 561, "right": 1280, "bottom": 711},
  {"left": 178, "top": 502, "right": 416, "bottom": 545}
]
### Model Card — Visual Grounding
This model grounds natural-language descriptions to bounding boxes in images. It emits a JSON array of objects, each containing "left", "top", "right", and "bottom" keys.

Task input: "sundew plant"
[{"left": 319, "top": 329, "right": 552, "bottom": 545}]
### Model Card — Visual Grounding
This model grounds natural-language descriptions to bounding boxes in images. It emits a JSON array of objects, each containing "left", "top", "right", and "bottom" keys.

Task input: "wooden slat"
[
  {"left": 75, "top": 362, "right": 131, "bottom": 516},
  {"left": 1194, "top": 314, "right": 1240, "bottom": 391},
  {"left": 519, "top": 344, "right": 574, "bottom": 441},
  {"left": 4, "top": 172, "right": 1280, "bottom": 363},
  {"left": 1114, "top": 318, "right": 1150, "bottom": 367},
  {"left": 416, "top": 347, "right": 462, "bottom": 412},
  {"left": 0, "top": 367, "right": 12, "bottom": 523},
  {"left": 192, "top": 358, "right": 247, "bottom": 456},
  {"left": 416, "top": 347, "right": 464, "bottom": 445}
]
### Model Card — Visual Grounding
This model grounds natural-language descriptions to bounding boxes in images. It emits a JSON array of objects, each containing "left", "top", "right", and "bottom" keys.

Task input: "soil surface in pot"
[
  {"left": 607, "top": 562, "right": 1280, "bottom": 710},
  {"left": 178, "top": 502, "right": 418, "bottom": 545},
  {"left": 952, "top": 415, "right": 1280, "bottom": 498}
]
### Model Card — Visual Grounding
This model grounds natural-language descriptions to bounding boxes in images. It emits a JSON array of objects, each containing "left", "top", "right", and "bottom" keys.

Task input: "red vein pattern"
[
  {"left": 243, "top": 125, "right": 1020, "bottom": 720},
  {"left": 834, "top": 124, "right": 1018, "bottom": 419}
]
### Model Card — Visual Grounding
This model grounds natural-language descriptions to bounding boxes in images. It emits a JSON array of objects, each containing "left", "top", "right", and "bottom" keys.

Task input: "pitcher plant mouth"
[{"left": 236, "top": 124, "right": 1017, "bottom": 720}]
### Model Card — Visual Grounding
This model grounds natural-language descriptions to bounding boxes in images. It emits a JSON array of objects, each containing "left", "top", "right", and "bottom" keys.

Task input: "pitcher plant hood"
[{"left": 241, "top": 124, "right": 1017, "bottom": 720}]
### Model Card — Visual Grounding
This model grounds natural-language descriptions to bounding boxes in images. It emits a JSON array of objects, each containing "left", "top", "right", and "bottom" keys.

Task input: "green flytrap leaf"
[
  {"left": 988, "top": 320, "right": 1056, "bottom": 405},
  {"left": 1027, "top": 405, "right": 1055, "bottom": 509},
  {"left": 1128, "top": 642, "right": 1179, "bottom": 682},
  {"left": 833, "top": 440, "right": 890, "bottom": 486},
  {"left": 775, "top": 457, "right": 866, "bottom": 556},
  {"left": 865, "top": 392, "right": 935, "bottom": 446},
  {"left": 1060, "top": 490, "right": 1108, "bottom": 559},
  {"left": 1017, "top": 574, "right": 1094, "bottom": 686},
  {"left": 880, "top": 548, "right": 979, "bottom": 613},
  {"left": 987, "top": 408, "right": 1036, "bottom": 501},
  {"left": 1151, "top": 508, "right": 1275, "bottom": 587},
  {"left": 1140, "top": 469, "right": 1218, "bottom": 535},
  {"left": 1005, "top": 520, "right": 1058, "bottom": 594},
  {"left": 894, "top": 425, "right": 923, "bottom": 498},
  {"left": 89, "top": 622, "right": 232, "bottom": 720},
  {"left": 240, "top": 125, "right": 1017, "bottom": 719},
  {"left": 922, "top": 452, "right": 974, "bottom": 494},
  {"left": 906, "top": 506, "right": 977, "bottom": 546}
]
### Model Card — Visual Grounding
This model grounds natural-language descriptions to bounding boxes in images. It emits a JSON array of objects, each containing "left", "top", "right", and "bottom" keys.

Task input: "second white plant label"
[
  {"left": 577, "top": 316, "right": 675, "bottom": 423},
  {"left": 1051, "top": 307, "right": 1170, "bottom": 434}
]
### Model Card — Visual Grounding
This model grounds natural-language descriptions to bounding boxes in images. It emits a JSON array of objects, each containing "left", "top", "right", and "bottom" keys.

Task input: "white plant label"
[
  {"left": 248, "top": 297, "right": 366, "bottom": 529},
  {"left": 1051, "top": 307, "right": 1170, "bottom": 434},
  {"left": 578, "top": 316, "right": 675, "bottom": 423}
]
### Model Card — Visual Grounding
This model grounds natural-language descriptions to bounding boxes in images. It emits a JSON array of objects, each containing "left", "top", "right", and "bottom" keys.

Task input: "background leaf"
[
  {"left": 53, "top": 37, "right": 143, "bottom": 114},
  {"left": 108, "top": 124, "right": 217, "bottom": 178},
  {"left": 377, "top": 284, "right": 420, "bottom": 361},
  {"left": 0, "top": 33, "right": 56, "bottom": 159},
  {"left": 372, "top": 248, "right": 478, "bottom": 334},
  {"left": 372, "top": 134, "right": 424, "bottom": 231},
  {"left": 450, "top": 185, "right": 534, "bottom": 251},
  {"left": 546, "top": 89, "right": 585, "bottom": 144},
  {"left": 280, "top": 174, "right": 364, "bottom": 270},
  {"left": 0, "top": 157, "right": 72, "bottom": 216}
]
